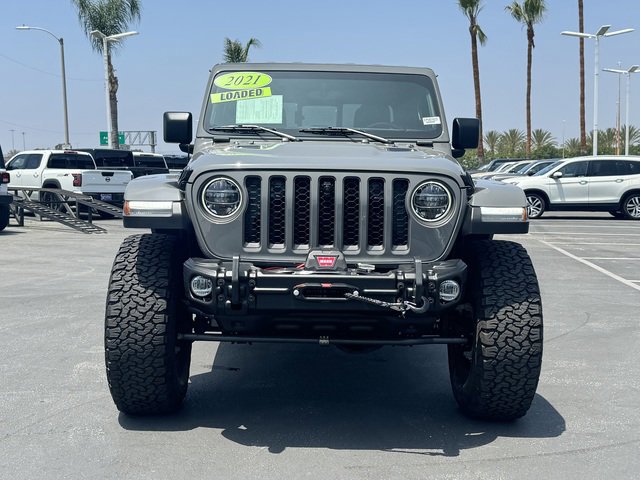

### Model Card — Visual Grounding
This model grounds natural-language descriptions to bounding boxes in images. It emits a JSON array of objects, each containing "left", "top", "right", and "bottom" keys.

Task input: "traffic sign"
[{"left": 100, "top": 131, "right": 125, "bottom": 145}]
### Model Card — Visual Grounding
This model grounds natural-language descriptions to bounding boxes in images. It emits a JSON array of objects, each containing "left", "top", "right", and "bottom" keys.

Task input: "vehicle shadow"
[
  {"left": 119, "top": 343, "right": 565, "bottom": 455},
  {"left": 533, "top": 214, "right": 615, "bottom": 221}
]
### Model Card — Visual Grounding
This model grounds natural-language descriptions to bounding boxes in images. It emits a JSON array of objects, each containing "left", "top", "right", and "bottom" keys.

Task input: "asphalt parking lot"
[{"left": 1, "top": 212, "right": 639, "bottom": 480}]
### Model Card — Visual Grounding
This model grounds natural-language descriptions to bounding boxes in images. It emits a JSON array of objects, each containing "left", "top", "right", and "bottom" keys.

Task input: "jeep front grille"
[{"left": 243, "top": 175, "right": 410, "bottom": 253}]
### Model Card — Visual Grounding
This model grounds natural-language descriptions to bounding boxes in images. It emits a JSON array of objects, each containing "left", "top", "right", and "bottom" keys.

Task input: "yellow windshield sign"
[
  {"left": 214, "top": 72, "right": 272, "bottom": 90},
  {"left": 210, "top": 87, "right": 272, "bottom": 103}
]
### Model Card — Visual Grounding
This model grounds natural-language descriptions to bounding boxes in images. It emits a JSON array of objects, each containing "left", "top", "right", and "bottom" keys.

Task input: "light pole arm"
[{"left": 16, "top": 25, "right": 71, "bottom": 147}]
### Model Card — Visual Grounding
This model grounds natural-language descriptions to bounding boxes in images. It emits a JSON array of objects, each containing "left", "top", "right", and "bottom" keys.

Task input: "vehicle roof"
[
  {"left": 558, "top": 155, "right": 640, "bottom": 161},
  {"left": 211, "top": 62, "right": 436, "bottom": 76},
  {"left": 132, "top": 152, "right": 164, "bottom": 157},
  {"left": 11, "top": 149, "right": 92, "bottom": 156}
]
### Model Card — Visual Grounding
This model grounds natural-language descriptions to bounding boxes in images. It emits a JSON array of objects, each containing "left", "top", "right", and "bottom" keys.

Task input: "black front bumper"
[{"left": 183, "top": 257, "right": 467, "bottom": 339}]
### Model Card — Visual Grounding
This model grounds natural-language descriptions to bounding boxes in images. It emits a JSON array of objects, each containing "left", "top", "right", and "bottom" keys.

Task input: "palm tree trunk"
[
  {"left": 470, "top": 23, "right": 484, "bottom": 160},
  {"left": 107, "top": 52, "right": 120, "bottom": 149},
  {"left": 578, "top": 0, "right": 586, "bottom": 154},
  {"left": 526, "top": 25, "right": 533, "bottom": 158}
]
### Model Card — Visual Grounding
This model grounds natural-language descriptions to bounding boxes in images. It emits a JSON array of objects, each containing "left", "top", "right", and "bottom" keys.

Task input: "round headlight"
[
  {"left": 202, "top": 177, "right": 242, "bottom": 218},
  {"left": 411, "top": 181, "right": 452, "bottom": 222}
]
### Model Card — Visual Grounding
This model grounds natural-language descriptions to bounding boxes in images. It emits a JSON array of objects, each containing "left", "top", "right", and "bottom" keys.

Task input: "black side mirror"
[
  {"left": 451, "top": 118, "right": 480, "bottom": 150},
  {"left": 179, "top": 143, "right": 194, "bottom": 154},
  {"left": 164, "top": 112, "right": 193, "bottom": 144}
]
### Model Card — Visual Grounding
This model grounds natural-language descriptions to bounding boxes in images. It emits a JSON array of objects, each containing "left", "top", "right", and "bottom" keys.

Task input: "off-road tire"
[
  {"left": 621, "top": 192, "right": 640, "bottom": 220},
  {"left": 525, "top": 193, "right": 545, "bottom": 219},
  {"left": 447, "top": 240, "right": 543, "bottom": 421},
  {"left": 105, "top": 233, "right": 192, "bottom": 415},
  {"left": 0, "top": 205, "right": 9, "bottom": 231}
]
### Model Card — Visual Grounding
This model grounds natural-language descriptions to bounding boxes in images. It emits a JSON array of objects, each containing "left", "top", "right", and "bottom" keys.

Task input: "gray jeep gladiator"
[{"left": 105, "top": 63, "right": 542, "bottom": 420}]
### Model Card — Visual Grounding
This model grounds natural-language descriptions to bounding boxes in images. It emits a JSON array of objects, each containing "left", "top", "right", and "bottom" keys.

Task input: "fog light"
[
  {"left": 439, "top": 280, "right": 460, "bottom": 302},
  {"left": 191, "top": 276, "right": 213, "bottom": 298}
]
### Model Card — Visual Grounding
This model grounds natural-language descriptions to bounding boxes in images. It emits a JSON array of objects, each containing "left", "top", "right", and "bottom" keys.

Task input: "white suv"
[{"left": 507, "top": 156, "right": 640, "bottom": 220}]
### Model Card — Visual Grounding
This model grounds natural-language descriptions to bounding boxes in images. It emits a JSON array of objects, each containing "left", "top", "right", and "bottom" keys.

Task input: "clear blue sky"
[{"left": 1, "top": 0, "right": 639, "bottom": 154}]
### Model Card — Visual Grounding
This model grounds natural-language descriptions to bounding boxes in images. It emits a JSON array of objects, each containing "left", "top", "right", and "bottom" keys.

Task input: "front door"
[{"left": 547, "top": 160, "right": 589, "bottom": 205}]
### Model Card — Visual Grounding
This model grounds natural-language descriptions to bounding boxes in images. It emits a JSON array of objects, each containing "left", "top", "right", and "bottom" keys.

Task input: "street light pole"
[
  {"left": 90, "top": 30, "right": 138, "bottom": 149},
  {"left": 16, "top": 25, "right": 70, "bottom": 148},
  {"left": 603, "top": 65, "right": 640, "bottom": 155},
  {"left": 561, "top": 25, "right": 634, "bottom": 156},
  {"left": 562, "top": 119, "right": 566, "bottom": 158}
]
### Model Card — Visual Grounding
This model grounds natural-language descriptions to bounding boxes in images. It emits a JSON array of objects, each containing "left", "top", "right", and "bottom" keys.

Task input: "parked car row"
[
  {"left": 2, "top": 148, "right": 190, "bottom": 212},
  {"left": 481, "top": 156, "right": 640, "bottom": 220}
]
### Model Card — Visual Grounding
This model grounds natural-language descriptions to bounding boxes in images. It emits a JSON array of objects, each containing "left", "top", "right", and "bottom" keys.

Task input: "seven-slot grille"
[{"left": 243, "top": 175, "right": 410, "bottom": 253}]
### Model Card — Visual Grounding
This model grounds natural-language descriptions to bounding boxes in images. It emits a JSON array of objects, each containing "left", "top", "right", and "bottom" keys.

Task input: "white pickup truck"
[{"left": 5, "top": 150, "right": 132, "bottom": 207}]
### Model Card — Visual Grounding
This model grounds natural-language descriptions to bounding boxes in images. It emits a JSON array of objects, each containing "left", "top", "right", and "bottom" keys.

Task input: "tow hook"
[{"left": 344, "top": 291, "right": 429, "bottom": 316}]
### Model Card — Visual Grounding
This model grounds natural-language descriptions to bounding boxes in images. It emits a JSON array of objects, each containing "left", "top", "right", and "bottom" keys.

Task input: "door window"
[
  {"left": 588, "top": 160, "right": 626, "bottom": 176},
  {"left": 24, "top": 154, "right": 43, "bottom": 169},
  {"left": 6, "top": 154, "right": 28, "bottom": 170},
  {"left": 558, "top": 161, "right": 588, "bottom": 177}
]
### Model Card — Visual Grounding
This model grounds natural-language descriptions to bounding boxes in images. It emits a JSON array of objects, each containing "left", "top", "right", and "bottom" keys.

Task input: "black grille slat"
[
  {"left": 293, "top": 177, "right": 311, "bottom": 246},
  {"left": 242, "top": 173, "right": 411, "bottom": 254},
  {"left": 244, "top": 176, "right": 261, "bottom": 245},
  {"left": 268, "top": 177, "right": 286, "bottom": 246},
  {"left": 367, "top": 178, "right": 385, "bottom": 248},
  {"left": 392, "top": 179, "right": 409, "bottom": 247},
  {"left": 318, "top": 177, "right": 336, "bottom": 246},
  {"left": 343, "top": 177, "right": 360, "bottom": 247}
]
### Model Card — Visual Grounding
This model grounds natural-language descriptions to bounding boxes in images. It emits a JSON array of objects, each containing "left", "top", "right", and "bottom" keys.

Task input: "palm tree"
[
  {"left": 505, "top": 0, "right": 547, "bottom": 158},
  {"left": 498, "top": 128, "right": 526, "bottom": 157},
  {"left": 564, "top": 137, "right": 582, "bottom": 158},
  {"left": 72, "top": 0, "right": 141, "bottom": 150},
  {"left": 600, "top": 128, "right": 617, "bottom": 154},
  {"left": 620, "top": 125, "right": 640, "bottom": 147},
  {"left": 223, "top": 38, "right": 262, "bottom": 63},
  {"left": 458, "top": 0, "right": 487, "bottom": 161},
  {"left": 578, "top": 0, "right": 587, "bottom": 154},
  {"left": 531, "top": 129, "right": 556, "bottom": 150},
  {"left": 484, "top": 130, "right": 501, "bottom": 157}
]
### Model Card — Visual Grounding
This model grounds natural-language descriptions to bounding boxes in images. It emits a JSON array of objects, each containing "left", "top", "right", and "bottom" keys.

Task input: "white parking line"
[
  {"left": 582, "top": 257, "right": 640, "bottom": 260},
  {"left": 538, "top": 240, "right": 640, "bottom": 293},
  {"left": 532, "top": 224, "right": 640, "bottom": 230},
  {"left": 545, "top": 242, "right": 640, "bottom": 246},
  {"left": 530, "top": 232, "right": 640, "bottom": 236}
]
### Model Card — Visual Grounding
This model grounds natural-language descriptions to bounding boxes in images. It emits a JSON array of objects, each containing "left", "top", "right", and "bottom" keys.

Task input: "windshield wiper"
[
  {"left": 299, "top": 127, "right": 393, "bottom": 144},
  {"left": 208, "top": 124, "right": 299, "bottom": 142}
]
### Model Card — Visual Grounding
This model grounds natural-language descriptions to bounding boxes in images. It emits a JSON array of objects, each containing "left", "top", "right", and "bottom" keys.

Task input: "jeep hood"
[{"left": 187, "top": 141, "right": 465, "bottom": 182}]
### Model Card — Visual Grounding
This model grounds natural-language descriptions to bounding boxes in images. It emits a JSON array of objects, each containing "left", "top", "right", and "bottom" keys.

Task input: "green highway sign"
[{"left": 99, "top": 131, "right": 125, "bottom": 145}]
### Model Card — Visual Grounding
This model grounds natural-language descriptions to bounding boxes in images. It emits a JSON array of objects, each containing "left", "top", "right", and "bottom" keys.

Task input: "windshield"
[
  {"left": 205, "top": 70, "right": 443, "bottom": 140},
  {"left": 511, "top": 162, "right": 532, "bottom": 173},
  {"left": 134, "top": 155, "right": 167, "bottom": 168},
  {"left": 81, "top": 149, "right": 134, "bottom": 168},
  {"left": 533, "top": 161, "right": 561, "bottom": 176},
  {"left": 48, "top": 153, "right": 95, "bottom": 169}
]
